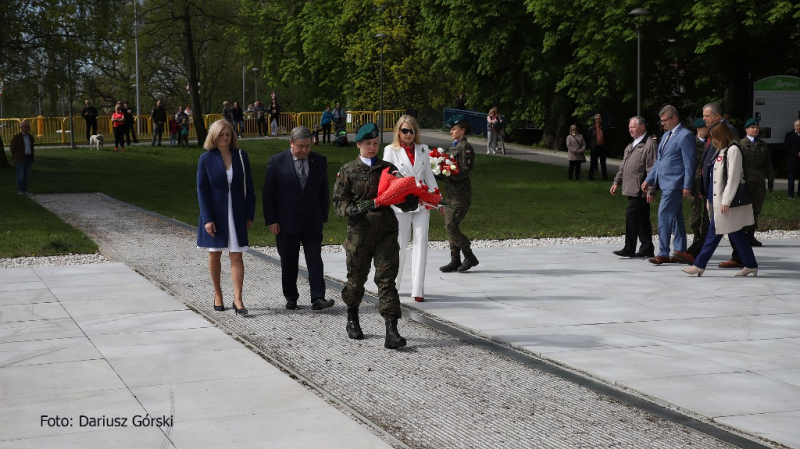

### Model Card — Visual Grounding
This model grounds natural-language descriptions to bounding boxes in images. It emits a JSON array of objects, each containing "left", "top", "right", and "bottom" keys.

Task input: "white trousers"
[{"left": 395, "top": 208, "right": 430, "bottom": 298}]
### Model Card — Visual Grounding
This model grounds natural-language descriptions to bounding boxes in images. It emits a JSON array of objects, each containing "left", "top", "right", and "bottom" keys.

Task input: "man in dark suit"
[
  {"left": 785, "top": 119, "right": 800, "bottom": 199},
  {"left": 263, "top": 126, "right": 333, "bottom": 310},
  {"left": 642, "top": 105, "right": 696, "bottom": 264}
]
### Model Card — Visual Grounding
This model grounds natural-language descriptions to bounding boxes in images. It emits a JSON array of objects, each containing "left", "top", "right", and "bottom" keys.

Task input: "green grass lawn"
[{"left": 1, "top": 141, "right": 798, "bottom": 257}]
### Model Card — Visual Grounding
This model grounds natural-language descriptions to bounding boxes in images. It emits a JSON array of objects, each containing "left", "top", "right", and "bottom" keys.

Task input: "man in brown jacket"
[
  {"left": 610, "top": 116, "right": 657, "bottom": 258},
  {"left": 10, "top": 121, "right": 35, "bottom": 195}
]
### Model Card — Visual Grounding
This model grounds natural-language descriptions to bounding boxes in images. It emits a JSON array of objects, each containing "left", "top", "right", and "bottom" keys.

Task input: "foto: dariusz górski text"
[{"left": 41, "top": 414, "right": 174, "bottom": 427}]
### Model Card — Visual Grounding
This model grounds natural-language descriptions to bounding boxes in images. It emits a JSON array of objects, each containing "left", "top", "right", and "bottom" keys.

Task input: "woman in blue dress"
[{"left": 197, "top": 120, "right": 256, "bottom": 315}]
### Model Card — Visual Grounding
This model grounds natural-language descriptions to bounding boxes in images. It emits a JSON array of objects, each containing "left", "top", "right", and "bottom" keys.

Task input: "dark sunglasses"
[{"left": 400, "top": 128, "right": 415, "bottom": 135}]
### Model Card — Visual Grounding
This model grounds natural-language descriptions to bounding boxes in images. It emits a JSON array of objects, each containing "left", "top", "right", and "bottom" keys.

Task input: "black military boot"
[
  {"left": 457, "top": 248, "right": 480, "bottom": 272},
  {"left": 384, "top": 316, "right": 407, "bottom": 349},
  {"left": 439, "top": 250, "right": 461, "bottom": 272},
  {"left": 346, "top": 308, "right": 364, "bottom": 340}
]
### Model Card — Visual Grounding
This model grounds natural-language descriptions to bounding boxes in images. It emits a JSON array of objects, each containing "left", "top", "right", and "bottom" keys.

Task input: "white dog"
[{"left": 89, "top": 134, "right": 104, "bottom": 150}]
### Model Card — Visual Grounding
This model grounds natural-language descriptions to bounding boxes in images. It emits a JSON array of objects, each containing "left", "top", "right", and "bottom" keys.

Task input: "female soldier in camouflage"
[
  {"left": 439, "top": 115, "right": 479, "bottom": 273},
  {"left": 332, "top": 123, "right": 416, "bottom": 349}
]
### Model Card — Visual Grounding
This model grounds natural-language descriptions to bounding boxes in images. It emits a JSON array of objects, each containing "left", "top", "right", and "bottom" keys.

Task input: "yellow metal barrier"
[
  {"left": 0, "top": 119, "right": 22, "bottom": 144},
  {"left": 3, "top": 110, "right": 405, "bottom": 145}
]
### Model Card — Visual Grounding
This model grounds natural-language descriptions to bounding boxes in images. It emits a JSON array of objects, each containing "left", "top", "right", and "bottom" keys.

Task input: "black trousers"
[
  {"left": 568, "top": 161, "right": 582, "bottom": 180},
  {"left": 589, "top": 144, "right": 608, "bottom": 180},
  {"left": 624, "top": 196, "right": 654, "bottom": 254},
  {"left": 257, "top": 118, "right": 267, "bottom": 136},
  {"left": 85, "top": 120, "right": 97, "bottom": 142},
  {"left": 151, "top": 123, "right": 163, "bottom": 146},
  {"left": 125, "top": 123, "right": 137, "bottom": 144},
  {"left": 276, "top": 231, "right": 326, "bottom": 302},
  {"left": 322, "top": 124, "right": 332, "bottom": 143}
]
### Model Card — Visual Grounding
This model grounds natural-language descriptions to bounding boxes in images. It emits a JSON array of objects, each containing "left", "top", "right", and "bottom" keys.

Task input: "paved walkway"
[
  {"left": 322, "top": 238, "right": 800, "bottom": 448},
  {"left": 0, "top": 262, "right": 392, "bottom": 449},
  {"left": 0, "top": 193, "right": 750, "bottom": 449}
]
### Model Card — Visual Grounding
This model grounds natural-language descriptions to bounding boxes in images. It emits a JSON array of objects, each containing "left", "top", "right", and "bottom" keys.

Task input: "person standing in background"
[
  {"left": 150, "top": 99, "right": 167, "bottom": 147},
  {"left": 10, "top": 121, "right": 34, "bottom": 195},
  {"left": 82, "top": 100, "right": 98, "bottom": 145},
  {"left": 587, "top": 113, "right": 609, "bottom": 181},
  {"left": 785, "top": 119, "right": 800, "bottom": 199},
  {"left": 566, "top": 124, "right": 586, "bottom": 181}
]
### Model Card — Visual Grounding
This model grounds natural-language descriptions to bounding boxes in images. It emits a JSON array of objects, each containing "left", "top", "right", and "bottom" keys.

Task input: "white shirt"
[
  {"left": 632, "top": 133, "right": 647, "bottom": 148},
  {"left": 23, "top": 135, "right": 32, "bottom": 155}
]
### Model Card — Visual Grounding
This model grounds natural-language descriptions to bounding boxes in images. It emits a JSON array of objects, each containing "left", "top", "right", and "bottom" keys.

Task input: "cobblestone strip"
[{"left": 34, "top": 193, "right": 744, "bottom": 449}]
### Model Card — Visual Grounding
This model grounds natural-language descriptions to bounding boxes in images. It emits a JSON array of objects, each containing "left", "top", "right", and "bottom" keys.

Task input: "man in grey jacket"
[{"left": 610, "top": 116, "right": 657, "bottom": 258}]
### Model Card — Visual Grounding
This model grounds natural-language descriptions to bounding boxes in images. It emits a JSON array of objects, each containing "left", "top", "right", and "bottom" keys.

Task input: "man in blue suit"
[
  {"left": 263, "top": 126, "right": 333, "bottom": 310},
  {"left": 641, "top": 105, "right": 696, "bottom": 264}
]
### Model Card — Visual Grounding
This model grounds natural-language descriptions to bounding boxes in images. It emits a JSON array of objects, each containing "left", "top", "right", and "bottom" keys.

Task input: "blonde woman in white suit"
[{"left": 383, "top": 115, "right": 439, "bottom": 302}]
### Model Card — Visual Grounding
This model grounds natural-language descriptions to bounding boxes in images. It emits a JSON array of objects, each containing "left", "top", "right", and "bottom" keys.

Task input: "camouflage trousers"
[
  {"left": 689, "top": 195, "right": 708, "bottom": 240},
  {"left": 341, "top": 230, "right": 401, "bottom": 318},
  {"left": 445, "top": 202, "right": 472, "bottom": 252},
  {"left": 747, "top": 180, "right": 767, "bottom": 230}
]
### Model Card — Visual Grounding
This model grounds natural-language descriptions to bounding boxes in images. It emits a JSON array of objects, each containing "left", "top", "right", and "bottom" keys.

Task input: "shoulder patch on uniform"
[
  {"left": 465, "top": 149, "right": 473, "bottom": 154},
  {"left": 337, "top": 172, "right": 340, "bottom": 178}
]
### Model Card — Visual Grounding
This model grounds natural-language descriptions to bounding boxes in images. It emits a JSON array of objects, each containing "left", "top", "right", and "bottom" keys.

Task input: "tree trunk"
[
  {"left": 182, "top": 2, "right": 207, "bottom": 145},
  {"left": 0, "top": 137, "right": 10, "bottom": 168},
  {"left": 541, "top": 90, "right": 575, "bottom": 152}
]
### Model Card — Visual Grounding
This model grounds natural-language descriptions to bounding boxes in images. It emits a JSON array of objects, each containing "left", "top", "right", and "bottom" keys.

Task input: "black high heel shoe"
[
  {"left": 213, "top": 298, "right": 225, "bottom": 312},
  {"left": 231, "top": 301, "right": 248, "bottom": 316}
]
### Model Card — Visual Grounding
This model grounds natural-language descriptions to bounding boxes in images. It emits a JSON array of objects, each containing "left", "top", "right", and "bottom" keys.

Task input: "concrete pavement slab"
[
  {"left": 321, "top": 237, "right": 800, "bottom": 447},
  {"left": 0, "top": 263, "right": 392, "bottom": 449},
  {"left": 0, "top": 318, "right": 84, "bottom": 344},
  {"left": 718, "top": 412, "right": 800, "bottom": 449}
]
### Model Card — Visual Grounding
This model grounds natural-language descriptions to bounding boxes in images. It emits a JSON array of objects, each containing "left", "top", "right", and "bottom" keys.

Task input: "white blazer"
[{"left": 383, "top": 143, "right": 438, "bottom": 214}]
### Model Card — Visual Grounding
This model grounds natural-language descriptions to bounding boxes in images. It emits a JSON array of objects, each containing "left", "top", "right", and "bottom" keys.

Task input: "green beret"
[
  {"left": 692, "top": 118, "right": 706, "bottom": 128},
  {"left": 354, "top": 122, "right": 379, "bottom": 142},
  {"left": 446, "top": 114, "right": 467, "bottom": 128},
  {"left": 744, "top": 118, "right": 758, "bottom": 128}
]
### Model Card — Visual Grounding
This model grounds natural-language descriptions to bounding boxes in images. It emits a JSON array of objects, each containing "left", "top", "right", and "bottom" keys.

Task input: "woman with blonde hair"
[
  {"left": 382, "top": 115, "right": 439, "bottom": 302},
  {"left": 196, "top": 120, "right": 256, "bottom": 314},
  {"left": 682, "top": 123, "right": 758, "bottom": 277}
]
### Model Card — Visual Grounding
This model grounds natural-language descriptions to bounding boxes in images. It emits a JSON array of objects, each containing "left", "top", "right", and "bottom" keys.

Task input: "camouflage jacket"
[
  {"left": 692, "top": 137, "right": 706, "bottom": 195},
  {"left": 739, "top": 137, "right": 775, "bottom": 184},
  {"left": 333, "top": 158, "right": 399, "bottom": 235},
  {"left": 441, "top": 138, "right": 475, "bottom": 205}
]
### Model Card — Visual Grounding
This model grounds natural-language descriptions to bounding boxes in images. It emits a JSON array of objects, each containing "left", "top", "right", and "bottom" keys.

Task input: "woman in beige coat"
[
  {"left": 566, "top": 125, "right": 586, "bottom": 180},
  {"left": 682, "top": 124, "right": 757, "bottom": 277}
]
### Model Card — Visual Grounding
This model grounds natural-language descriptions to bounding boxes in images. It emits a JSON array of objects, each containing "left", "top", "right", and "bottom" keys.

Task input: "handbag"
[{"left": 721, "top": 145, "right": 753, "bottom": 208}]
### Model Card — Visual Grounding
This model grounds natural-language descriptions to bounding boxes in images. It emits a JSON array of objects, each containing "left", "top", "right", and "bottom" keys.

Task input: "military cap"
[
  {"left": 446, "top": 114, "right": 467, "bottom": 128},
  {"left": 355, "top": 122, "right": 379, "bottom": 142},
  {"left": 744, "top": 118, "right": 759, "bottom": 128},
  {"left": 692, "top": 118, "right": 706, "bottom": 128}
]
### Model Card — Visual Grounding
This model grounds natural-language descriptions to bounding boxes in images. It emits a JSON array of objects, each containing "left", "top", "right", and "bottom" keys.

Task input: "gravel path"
[{"left": 16, "top": 193, "right": 766, "bottom": 448}]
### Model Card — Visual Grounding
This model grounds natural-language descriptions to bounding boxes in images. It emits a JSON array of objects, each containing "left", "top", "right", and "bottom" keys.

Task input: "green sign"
[{"left": 754, "top": 76, "right": 800, "bottom": 92}]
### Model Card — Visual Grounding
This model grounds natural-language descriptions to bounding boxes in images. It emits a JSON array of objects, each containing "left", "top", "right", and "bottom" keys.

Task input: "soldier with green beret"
[
  {"left": 689, "top": 118, "right": 709, "bottom": 252},
  {"left": 439, "top": 114, "right": 479, "bottom": 273},
  {"left": 739, "top": 118, "right": 775, "bottom": 247},
  {"left": 333, "top": 122, "right": 412, "bottom": 349}
]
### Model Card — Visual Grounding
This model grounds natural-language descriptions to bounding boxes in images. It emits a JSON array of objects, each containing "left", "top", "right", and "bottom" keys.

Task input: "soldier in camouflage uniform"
[
  {"left": 439, "top": 114, "right": 479, "bottom": 273},
  {"left": 333, "top": 123, "right": 416, "bottom": 350},
  {"left": 684, "top": 119, "right": 710, "bottom": 258},
  {"left": 739, "top": 118, "right": 775, "bottom": 247}
]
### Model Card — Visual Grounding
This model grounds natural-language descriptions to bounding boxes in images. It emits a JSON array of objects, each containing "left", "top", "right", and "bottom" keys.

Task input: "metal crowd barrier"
[{"left": 2, "top": 110, "right": 406, "bottom": 145}]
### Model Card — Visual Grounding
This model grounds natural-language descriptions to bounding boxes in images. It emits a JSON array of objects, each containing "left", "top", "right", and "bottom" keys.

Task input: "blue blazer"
[
  {"left": 262, "top": 149, "right": 329, "bottom": 235},
  {"left": 644, "top": 124, "right": 696, "bottom": 191},
  {"left": 196, "top": 149, "right": 256, "bottom": 248}
]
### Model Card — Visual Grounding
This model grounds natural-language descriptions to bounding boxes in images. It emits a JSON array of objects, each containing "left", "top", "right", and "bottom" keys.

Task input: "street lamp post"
[
  {"left": 252, "top": 67, "right": 259, "bottom": 102},
  {"left": 375, "top": 33, "right": 387, "bottom": 145},
  {"left": 628, "top": 7, "right": 651, "bottom": 117}
]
